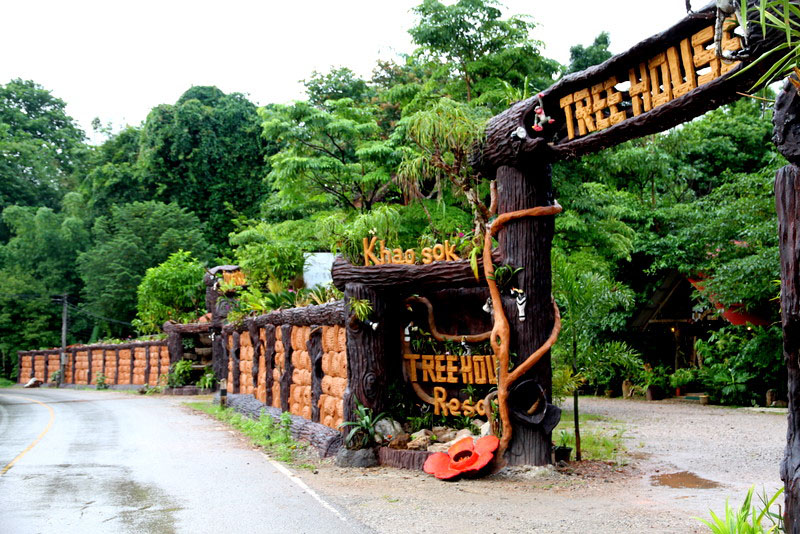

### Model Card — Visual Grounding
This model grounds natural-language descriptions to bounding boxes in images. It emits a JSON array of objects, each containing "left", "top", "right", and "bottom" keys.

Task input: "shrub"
[{"left": 132, "top": 251, "right": 205, "bottom": 334}]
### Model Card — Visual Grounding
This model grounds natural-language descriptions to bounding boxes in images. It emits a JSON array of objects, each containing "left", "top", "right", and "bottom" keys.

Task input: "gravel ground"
[{"left": 293, "top": 397, "right": 787, "bottom": 534}]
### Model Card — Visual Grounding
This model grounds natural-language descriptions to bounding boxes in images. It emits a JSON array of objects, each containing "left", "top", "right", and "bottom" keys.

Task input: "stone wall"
[
  {"left": 222, "top": 300, "right": 348, "bottom": 431},
  {"left": 18, "top": 341, "right": 169, "bottom": 386}
]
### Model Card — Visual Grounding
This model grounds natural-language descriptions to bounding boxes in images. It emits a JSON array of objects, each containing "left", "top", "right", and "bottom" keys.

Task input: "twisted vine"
[{"left": 482, "top": 201, "right": 563, "bottom": 462}]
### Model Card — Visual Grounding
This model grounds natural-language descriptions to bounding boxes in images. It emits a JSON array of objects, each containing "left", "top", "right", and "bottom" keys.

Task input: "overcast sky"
[{"left": 2, "top": 1, "right": 692, "bottom": 142}]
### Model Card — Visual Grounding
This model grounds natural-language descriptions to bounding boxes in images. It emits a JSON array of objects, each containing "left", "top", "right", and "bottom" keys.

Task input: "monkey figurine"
[
  {"left": 687, "top": 1, "right": 749, "bottom": 60},
  {"left": 531, "top": 93, "right": 555, "bottom": 133}
]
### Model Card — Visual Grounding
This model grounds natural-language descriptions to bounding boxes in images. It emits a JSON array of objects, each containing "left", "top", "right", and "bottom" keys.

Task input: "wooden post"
[
  {"left": 263, "top": 325, "right": 276, "bottom": 407},
  {"left": 231, "top": 331, "right": 240, "bottom": 394},
  {"left": 144, "top": 346, "right": 151, "bottom": 386},
  {"left": 248, "top": 322, "right": 261, "bottom": 392},
  {"left": 114, "top": 348, "right": 120, "bottom": 385},
  {"left": 87, "top": 349, "right": 93, "bottom": 386},
  {"left": 308, "top": 326, "right": 324, "bottom": 423},
  {"left": 343, "top": 283, "right": 388, "bottom": 421},
  {"left": 167, "top": 331, "right": 182, "bottom": 364},
  {"left": 496, "top": 162, "right": 556, "bottom": 466},
  {"left": 775, "top": 79, "right": 800, "bottom": 531},
  {"left": 280, "top": 325, "right": 293, "bottom": 413},
  {"left": 72, "top": 349, "right": 78, "bottom": 384}
]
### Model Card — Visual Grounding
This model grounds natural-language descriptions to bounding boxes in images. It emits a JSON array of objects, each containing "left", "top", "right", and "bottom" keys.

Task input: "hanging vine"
[{"left": 482, "top": 202, "right": 563, "bottom": 462}]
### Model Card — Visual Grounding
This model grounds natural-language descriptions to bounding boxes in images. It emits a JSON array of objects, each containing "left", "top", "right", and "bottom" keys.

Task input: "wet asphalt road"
[{"left": 0, "top": 388, "right": 368, "bottom": 534}]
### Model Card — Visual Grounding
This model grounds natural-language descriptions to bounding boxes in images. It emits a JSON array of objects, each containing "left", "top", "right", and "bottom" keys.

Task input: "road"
[{"left": 0, "top": 388, "right": 368, "bottom": 534}]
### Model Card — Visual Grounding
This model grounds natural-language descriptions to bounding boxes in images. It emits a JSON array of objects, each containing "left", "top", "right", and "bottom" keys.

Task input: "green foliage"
[
  {"left": 349, "top": 298, "right": 373, "bottom": 322},
  {"left": 670, "top": 368, "right": 697, "bottom": 389},
  {"left": 231, "top": 237, "right": 307, "bottom": 291},
  {"left": 77, "top": 201, "right": 210, "bottom": 336},
  {"left": 745, "top": 0, "right": 800, "bottom": 89},
  {"left": 317, "top": 205, "right": 401, "bottom": 264},
  {"left": 696, "top": 486, "right": 784, "bottom": 534},
  {"left": 638, "top": 365, "right": 671, "bottom": 392},
  {"left": 132, "top": 251, "right": 205, "bottom": 334},
  {"left": 196, "top": 368, "right": 216, "bottom": 390},
  {"left": 191, "top": 403, "right": 306, "bottom": 464},
  {"left": 554, "top": 413, "right": 626, "bottom": 462},
  {"left": 167, "top": 359, "right": 193, "bottom": 388},
  {"left": 95, "top": 372, "right": 109, "bottom": 390},
  {"left": 486, "top": 264, "right": 522, "bottom": 291},
  {"left": 409, "top": 0, "right": 558, "bottom": 102},
  {"left": 137, "top": 86, "right": 271, "bottom": 249},
  {"left": 695, "top": 325, "right": 784, "bottom": 406},
  {"left": 398, "top": 98, "right": 491, "bottom": 232},
  {"left": 261, "top": 99, "right": 400, "bottom": 212},
  {"left": 339, "top": 399, "right": 388, "bottom": 449},
  {"left": 551, "top": 365, "right": 585, "bottom": 405},
  {"left": 303, "top": 67, "right": 374, "bottom": 107},
  {"left": 567, "top": 32, "right": 613, "bottom": 74},
  {"left": 0, "top": 79, "right": 88, "bottom": 220}
]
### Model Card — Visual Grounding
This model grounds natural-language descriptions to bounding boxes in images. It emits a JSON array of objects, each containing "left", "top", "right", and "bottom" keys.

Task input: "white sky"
[{"left": 1, "top": 1, "right": 693, "bottom": 142}]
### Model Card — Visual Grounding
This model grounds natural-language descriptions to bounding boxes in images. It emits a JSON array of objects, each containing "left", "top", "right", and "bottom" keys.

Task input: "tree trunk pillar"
[
  {"left": 343, "top": 283, "right": 387, "bottom": 423},
  {"left": 496, "top": 162, "right": 556, "bottom": 466},
  {"left": 777, "top": 164, "right": 800, "bottom": 532}
]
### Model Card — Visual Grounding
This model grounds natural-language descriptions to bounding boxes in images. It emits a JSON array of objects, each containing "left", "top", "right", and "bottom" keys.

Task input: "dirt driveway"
[{"left": 295, "top": 397, "right": 787, "bottom": 534}]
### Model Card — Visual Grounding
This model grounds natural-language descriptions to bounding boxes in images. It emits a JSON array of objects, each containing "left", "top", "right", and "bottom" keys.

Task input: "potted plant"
[
  {"left": 669, "top": 368, "right": 696, "bottom": 397},
  {"left": 639, "top": 365, "right": 670, "bottom": 401},
  {"left": 553, "top": 430, "right": 573, "bottom": 463}
]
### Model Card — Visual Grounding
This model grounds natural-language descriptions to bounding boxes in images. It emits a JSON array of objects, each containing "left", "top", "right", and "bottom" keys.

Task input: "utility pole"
[{"left": 59, "top": 294, "right": 67, "bottom": 387}]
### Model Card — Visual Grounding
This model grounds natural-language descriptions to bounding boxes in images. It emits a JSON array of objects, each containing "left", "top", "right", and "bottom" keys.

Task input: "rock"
[
  {"left": 375, "top": 418, "right": 404, "bottom": 444},
  {"left": 410, "top": 429, "right": 432, "bottom": 441},
  {"left": 433, "top": 429, "right": 457, "bottom": 443},
  {"left": 472, "top": 418, "right": 486, "bottom": 428},
  {"left": 427, "top": 442, "right": 450, "bottom": 453},
  {"left": 455, "top": 428, "right": 474, "bottom": 440},
  {"left": 23, "top": 378, "right": 42, "bottom": 388},
  {"left": 480, "top": 421, "right": 492, "bottom": 437},
  {"left": 388, "top": 433, "right": 410, "bottom": 449},
  {"left": 335, "top": 447, "right": 378, "bottom": 468},
  {"left": 406, "top": 435, "right": 431, "bottom": 450}
]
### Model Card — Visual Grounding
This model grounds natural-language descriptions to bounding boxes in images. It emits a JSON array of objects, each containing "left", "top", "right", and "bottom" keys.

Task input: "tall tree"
[
  {"left": 409, "top": 0, "right": 558, "bottom": 102},
  {"left": 0, "top": 79, "right": 87, "bottom": 234},
  {"left": 80, "top": 126, "right": 147, "bottom": 217},
  {"left": 77, "top": 201, "right": 211, "bottom": 336},
  {"left": 262, "top": 99, "right": 401, "bottom": 213},
  {"left": 137, "top": 86, "right": 271, "bottom": 249},
  {"left": 567, "top": 32, "right": 613, "bottom": 74}
]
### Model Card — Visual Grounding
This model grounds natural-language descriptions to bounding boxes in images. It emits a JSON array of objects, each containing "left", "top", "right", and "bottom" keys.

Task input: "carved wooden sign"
[
  {"left": 558, "top": 19, "right": 741, "bottom": 140},
  {"left": 362, "top": 237, "right": 461, "bottom": 266}
]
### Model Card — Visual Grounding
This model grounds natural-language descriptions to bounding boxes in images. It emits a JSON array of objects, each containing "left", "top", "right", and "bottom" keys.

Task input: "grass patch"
[
  {"left": 0, "top": 377, "right": 16, "bottom": 388},
  {"left": 555, "top": 411, "right": 626, "bottom": 463},
  {"left": 188, "top": 401, "right": 310, "bottom": 466}
]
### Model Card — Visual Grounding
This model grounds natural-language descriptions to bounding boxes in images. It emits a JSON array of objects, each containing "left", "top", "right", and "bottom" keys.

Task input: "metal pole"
[{"left": 58, "top": 294, "right": 67, "bottom": 387}]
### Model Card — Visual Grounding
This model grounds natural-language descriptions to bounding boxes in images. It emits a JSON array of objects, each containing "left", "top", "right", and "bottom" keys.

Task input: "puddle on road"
[{"left": 651, "top": 471, "right": 720, "bottom": 489}]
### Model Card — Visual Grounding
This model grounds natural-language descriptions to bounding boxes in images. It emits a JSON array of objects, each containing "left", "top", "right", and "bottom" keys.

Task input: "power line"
[{"left": 65, "top": 302, "right": 133, "bottom": 326}]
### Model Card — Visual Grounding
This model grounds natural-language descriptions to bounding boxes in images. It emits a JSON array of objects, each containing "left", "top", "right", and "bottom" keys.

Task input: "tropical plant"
[
  {"left": 317, "top": 205, "right": 401, "bottom": 265},
  {"left": 196, "top": 368, "right": 216, "bottom": 390},
  {"left": 743, "top": 1, "right": 800, "bottom": 90},
  {"left": 670, "top": 368, "right": 697, "bottom": 389},
  {"left": 349, "top": 298, "right": 373, "bottom": 322},
  {"left": 696, "top": 486, "right": 784, "bottom": 534},
  {"left": 167, "top": 359, "right": 193, "bottom": 388},
  {"left": 487, "top": 264, "right": 523, "bottom": 292},
  {"left": 339, "top": 399, "right": 388, "bottom": 449},
  {"left": 95, "top": 372, "right": 109, "bottom": 390}
]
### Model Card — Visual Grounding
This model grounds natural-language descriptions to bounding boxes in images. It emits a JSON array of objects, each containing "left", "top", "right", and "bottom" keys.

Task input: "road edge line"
[{"left": 264, "top": 455, "right": 350, "bottom": 524}]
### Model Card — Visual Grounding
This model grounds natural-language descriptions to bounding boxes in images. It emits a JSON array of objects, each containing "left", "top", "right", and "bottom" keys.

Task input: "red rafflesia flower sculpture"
[{"left": 422, "top": 435, "right": 500, "bottom": 480}]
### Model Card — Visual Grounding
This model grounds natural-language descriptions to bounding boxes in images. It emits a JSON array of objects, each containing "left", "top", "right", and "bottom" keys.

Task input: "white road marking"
[{"left": 264, "top": 454, "right": 349, "bottom": 524}]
